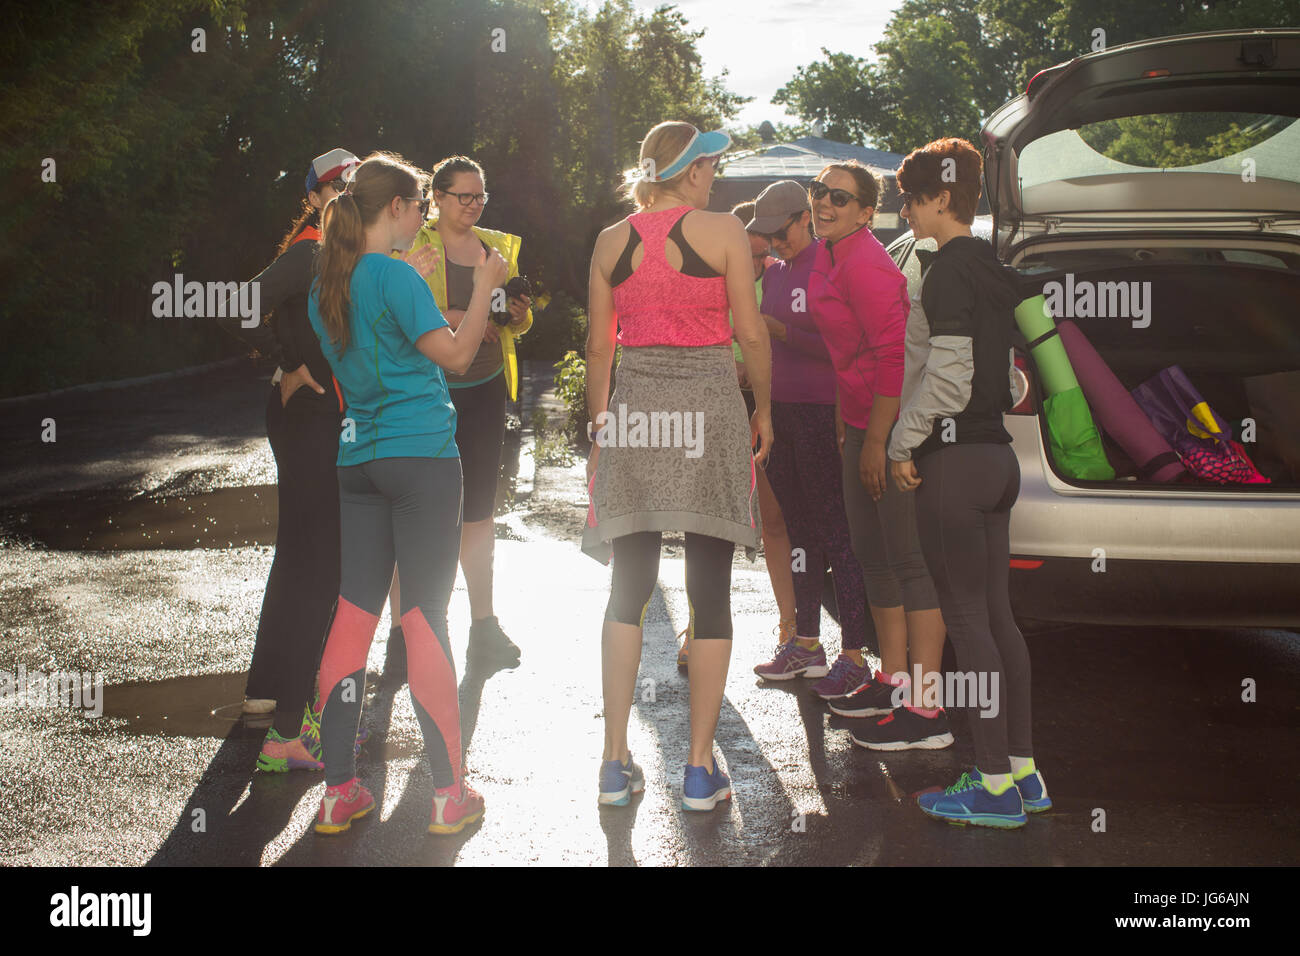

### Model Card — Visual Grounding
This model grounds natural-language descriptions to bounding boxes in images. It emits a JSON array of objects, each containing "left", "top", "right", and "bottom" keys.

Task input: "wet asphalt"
[{"left": 0, "top": 361, "right": 1296, "bottom": 867}]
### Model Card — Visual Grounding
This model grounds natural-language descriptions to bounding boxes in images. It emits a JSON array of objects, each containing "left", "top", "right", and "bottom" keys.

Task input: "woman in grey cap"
[{"left": 585, "top": 121, "right": 773, "bottom": 811}]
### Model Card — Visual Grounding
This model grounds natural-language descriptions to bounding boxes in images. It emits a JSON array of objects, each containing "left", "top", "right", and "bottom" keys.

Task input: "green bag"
[{"left": 1043, "top": 387, "right": 1115, "bottom": 480}]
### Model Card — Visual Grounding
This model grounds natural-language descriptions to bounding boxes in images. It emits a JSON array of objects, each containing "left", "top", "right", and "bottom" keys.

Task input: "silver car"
[{"left": 886, "top": 29, "right": 1300, "bottom": 626}]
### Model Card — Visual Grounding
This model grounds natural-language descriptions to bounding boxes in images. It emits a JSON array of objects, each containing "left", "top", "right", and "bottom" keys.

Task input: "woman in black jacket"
[
  {"left": 888, "top": 138, "right": 1051, "bottom": 829},
  {"left": 219, "top": 148, "right": 362, "bottom": 772}
]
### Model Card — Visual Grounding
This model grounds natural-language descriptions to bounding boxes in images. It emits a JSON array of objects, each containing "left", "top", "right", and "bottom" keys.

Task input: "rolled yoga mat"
[
  {"left": 1014, "top": 294, "right": 1079, "bottom": 396},
  {"left": 1014, "top": 295, "right": 1112, "bottom": 480},
  {"left": 1057, "top": 320, "right": 1187, "bottom": 482}
]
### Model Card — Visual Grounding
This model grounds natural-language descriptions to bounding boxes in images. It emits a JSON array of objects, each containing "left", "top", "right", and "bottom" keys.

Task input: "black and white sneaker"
[
  {"left": 827, "top": 671, "right": 900, "bottom": 717},
  {"left": 849, "top": 705, "right": 954, "bottom": 751}
]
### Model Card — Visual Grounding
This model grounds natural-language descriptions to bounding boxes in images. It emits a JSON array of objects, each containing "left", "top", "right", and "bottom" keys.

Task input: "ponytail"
[
  {"left": 316, "top": 191, "right": 365, "bottom": 353},
  {"left": 315, "top": 151, "right": 428, "bottom": 355}
]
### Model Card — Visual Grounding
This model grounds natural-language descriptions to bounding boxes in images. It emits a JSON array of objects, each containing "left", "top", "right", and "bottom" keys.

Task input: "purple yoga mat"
[{"left": 1057, "top": 321, "right": 1186, "bottom": 482}]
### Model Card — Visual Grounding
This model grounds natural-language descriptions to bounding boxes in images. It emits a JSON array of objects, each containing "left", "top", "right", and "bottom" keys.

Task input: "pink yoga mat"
[{"left": 1057, "top": 321, "right": 1186, "bottom": 482}]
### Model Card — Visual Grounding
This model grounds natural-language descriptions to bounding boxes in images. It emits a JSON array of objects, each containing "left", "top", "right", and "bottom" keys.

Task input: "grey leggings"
[
  {"left": 914, "top": 442, "right": 1032, "bottom": 774},
  {"left": 841, "top": 424, "right": 939, "bottom": 611}
]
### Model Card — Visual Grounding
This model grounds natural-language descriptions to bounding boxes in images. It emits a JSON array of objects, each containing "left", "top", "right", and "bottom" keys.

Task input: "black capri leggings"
[
  {"left": 606, "top": 532, "right": 735, "bottom": 639},
  {"left": 449, "top": 372, "right": 507, "bottom": 523}
]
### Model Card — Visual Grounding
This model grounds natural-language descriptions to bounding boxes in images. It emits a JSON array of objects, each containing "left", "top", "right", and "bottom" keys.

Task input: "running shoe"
[
  {"left": 314, "top": 778, "right": 375, "bottom": 834},
  {"left": 468, "top": 615, "right": 521, "bottom": 664},
  {"left": 827, "top": 670, "right": 903, "bottom": 717},
  {"left": 256, "top": 727, "right": 325, "bottom": 773},
  {"left": 682, "top": 760, "right": 732, "bottom": 812},
  {"left": 753, "top": 640, "right": 829, "bottom": 681},
  {"left": 917, "top": 769, "right": 1027, "bottom": 829},
  {"left": 1015, "top": 767, "right": 1053, "bottom": 813},
  {"left": 676, "top": 626, "right": 691, "bottom": 672},
  {"left": 301, "top": 702, "right": 367, "bottom": 758},
  {"left": 429, "top": 779, "right": 486, "bottom": 834},
  {"left": 811, "top": 654, "right": 871, "bottom": 700},
  {"left": 598, "top": 754, "right": 646, "bottom": 806},
  {"left": 849, "top": 705, "right": 954, "bottom": 751}
]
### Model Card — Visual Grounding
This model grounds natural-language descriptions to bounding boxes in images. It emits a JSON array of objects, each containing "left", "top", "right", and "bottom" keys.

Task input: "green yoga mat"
[
  {"left": 1044, "top": 387, "right": 1115, "bottom": 480},
  {"left": 1014, "top": 294, "right": 1078, "bottom": 396}
]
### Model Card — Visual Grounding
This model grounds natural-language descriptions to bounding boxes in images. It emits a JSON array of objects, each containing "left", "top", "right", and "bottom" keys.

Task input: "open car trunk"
[{"left": 1011, "top": 252, "right": 1300, "bottom": 492}]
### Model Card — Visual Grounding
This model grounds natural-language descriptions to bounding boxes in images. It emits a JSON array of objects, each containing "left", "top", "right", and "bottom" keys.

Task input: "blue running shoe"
[
  {"left": 917, "top": 769, "right": 1027, "bottom": 829},
  {"left": 682, "top": 760, "right": 732, "bottom": 812},
  {"left": 598, "top": 754, "right": 645, "bottom": 806},
  {"left": 1014, "top": 767, "right": 1052, "bottom": 813}
]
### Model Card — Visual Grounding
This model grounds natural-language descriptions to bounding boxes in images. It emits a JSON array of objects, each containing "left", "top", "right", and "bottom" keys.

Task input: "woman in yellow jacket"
[{"left": 386, "top": 155, "right": 533, "bottom": 670}]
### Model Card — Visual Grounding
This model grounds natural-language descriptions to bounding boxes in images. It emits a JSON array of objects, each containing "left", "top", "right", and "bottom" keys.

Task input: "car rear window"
[{"left": 1018, "top": 112, "right": 1300, "bottom": 190}]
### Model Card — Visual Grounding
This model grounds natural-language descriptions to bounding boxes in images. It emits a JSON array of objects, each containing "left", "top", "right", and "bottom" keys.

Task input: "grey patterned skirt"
[{"left": 582, "top": 344, "right": 761, "bottom": 565}]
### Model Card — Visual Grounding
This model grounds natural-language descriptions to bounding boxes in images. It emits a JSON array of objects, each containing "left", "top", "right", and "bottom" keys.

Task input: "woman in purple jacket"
[{"left": 744, "top": 180, "right": 873, "bottom": 700}]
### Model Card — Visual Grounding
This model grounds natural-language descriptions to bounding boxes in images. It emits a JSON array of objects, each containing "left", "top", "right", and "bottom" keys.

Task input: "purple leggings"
[{"left": 764, "top": 401, "right": 870, "bottom": 649}]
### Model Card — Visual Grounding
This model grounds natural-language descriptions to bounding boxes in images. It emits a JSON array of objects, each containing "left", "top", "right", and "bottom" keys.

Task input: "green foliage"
[
  {"left": 0, "top": 0, "right": 744, "bottom": 396},
  {"left": 553, "top": 349, "right": 588, "bottom": 437},
  {"left": 772, "top": 0, "right": 1298, "bottom": 155}
]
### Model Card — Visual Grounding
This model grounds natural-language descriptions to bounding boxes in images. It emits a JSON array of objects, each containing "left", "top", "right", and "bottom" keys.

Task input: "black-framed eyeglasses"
[
  {"left": 438, "top": 189, "right": 489, "bottom": 207},
  {"left": 808, "top": 180, "right": 862, "bottom": 207},
  {"left": 761, "top": 214, "right": 803, "bottom": 243},
  {"left": 898, "top": 191, "right": 916, "bottom": 209},
  {"left": 405, "top": 196, "right": 432, "bottom": 217},
  {"left": 323, "top": 179, "right": 347, "bottom": 194}
]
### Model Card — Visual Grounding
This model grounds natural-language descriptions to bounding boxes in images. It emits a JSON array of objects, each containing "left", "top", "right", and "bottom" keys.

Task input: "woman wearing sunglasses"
[
  {"left": 585, "top": 121, "right": 773, "bottom": 811},
  {"left": 383, "top": 155, "right": 533, "bottom": 677},
  {"left": 889, "top": 138, "right": 1048, "bottom": 828},
  {"left": 745, "top": 180, "right": 874, "bottom": 699},
  {"left": 308, "top": 152, "right": 508, "bottom": 835},
  {"left": 218, "top": 149, "right": 378, "bottom": 774},
  {"left": 806, "top": 162, "right": 951, "bottom": 751}
]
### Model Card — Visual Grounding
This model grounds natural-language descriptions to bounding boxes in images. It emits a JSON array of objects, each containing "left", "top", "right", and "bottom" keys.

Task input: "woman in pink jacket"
[{"left": 807, "top": 161, "right": 949, "bottom": 752}]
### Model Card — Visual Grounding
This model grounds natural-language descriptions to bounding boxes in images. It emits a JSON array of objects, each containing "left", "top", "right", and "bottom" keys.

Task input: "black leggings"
[
  {"left": 606, "top": 532, "right": 735, "bottom": 639},
  {"left": 449, "top": 373, "right": 507, "bottom": 523},
  {"left": 914, "top": 442, "right": 1031, "bottom": 774},
  {"left": 245, "top": 387, "right": 342, "bottom": 738}
]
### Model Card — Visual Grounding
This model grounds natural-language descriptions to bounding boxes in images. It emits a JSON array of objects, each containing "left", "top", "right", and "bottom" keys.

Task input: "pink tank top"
[{"left": 612, "top": 206, "right": 731, "bottom": 348}]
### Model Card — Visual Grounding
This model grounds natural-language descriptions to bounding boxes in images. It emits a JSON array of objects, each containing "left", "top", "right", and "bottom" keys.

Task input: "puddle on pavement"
[
  {"left": 0, "top": 486, "right": 279, "bottom": 551},
  {"left": 1, "top": 412, "right": 524, "bottom": 551},
  {"left": 99, "top": 671, "right": 388, "bottom": 739}
]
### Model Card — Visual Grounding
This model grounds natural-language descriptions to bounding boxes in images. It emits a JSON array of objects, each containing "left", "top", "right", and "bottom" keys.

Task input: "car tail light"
[
  {"left": 1009, "top": 559, "right": 1044, "bottom": 570},
  {"left": 1009, "top": 353, "right": 1035, "bottom": 414},
  {"left": 1140, "top": 69, "right": 1170, "bottom": 78}
]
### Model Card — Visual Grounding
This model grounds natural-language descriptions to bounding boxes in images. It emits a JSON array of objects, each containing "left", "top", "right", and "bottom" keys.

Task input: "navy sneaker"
[
  {"left": 917, "top": 769, "right": 1027, "bottom": 829},
  {"left": 598, "top": 754, "right": 645, "bottom": 806},
  {"left": 1015, "top": 767, "right": 1052, "bottom": 812},
  {"left": 827, "top": 670, "right": 901, "bottom": 717},
  {"left": 682, "top": 759, "right": 732, "bottom": 812}
]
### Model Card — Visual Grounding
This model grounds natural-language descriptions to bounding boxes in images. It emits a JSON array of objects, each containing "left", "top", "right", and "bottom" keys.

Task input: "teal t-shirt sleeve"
[{"left": 384, "top": 259, "right": 449, "bottom": 344}]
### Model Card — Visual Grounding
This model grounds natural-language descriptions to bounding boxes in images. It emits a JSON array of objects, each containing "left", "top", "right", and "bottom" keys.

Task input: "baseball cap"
[
  {"left": 647, "top": 128, "right": 731, "bottom": 182},
  {"left": 746, "top": 180, "right": 811, "bottom": 234},
  {"left": 305, "top": 148, "right": 360, "bottom": 197}
]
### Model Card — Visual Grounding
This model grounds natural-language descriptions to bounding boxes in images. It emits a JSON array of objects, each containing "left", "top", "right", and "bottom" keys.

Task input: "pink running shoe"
[
  {"left": 429, "top": 780, "right": 485, "bottom": 835},
  {"left": 314, "top": 778, "right": 375, "bottom": 834}
]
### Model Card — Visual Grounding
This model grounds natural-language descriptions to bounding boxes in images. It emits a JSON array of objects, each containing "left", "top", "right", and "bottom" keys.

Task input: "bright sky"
[{"left": 583, "top": 0, "right": 902, "bottom": 129}]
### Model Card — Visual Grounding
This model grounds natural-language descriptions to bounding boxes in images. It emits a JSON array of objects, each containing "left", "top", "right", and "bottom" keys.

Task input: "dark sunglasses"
[
  {"left": 406, "top": 196, "right": 432, "bottom": 216},
  {"left": 761, "top": 214, "right": 803, "bottom": 243},
  {"left": 898, "top": 191, "right": 917, "bottom": 209},
  {"left": 437, "top": 189, "right": 489, "bottom": 207},
  {"left": 322, "top": 179, "right": 347, "bottom": 194},
  {"left": 808, "top": 180, "right": 862, "bottom": 207}
]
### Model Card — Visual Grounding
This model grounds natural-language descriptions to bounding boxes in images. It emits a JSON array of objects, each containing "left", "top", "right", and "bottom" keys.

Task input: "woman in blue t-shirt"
[{"left": 306, "top": 152, "right": 508, "bottom": 836}]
